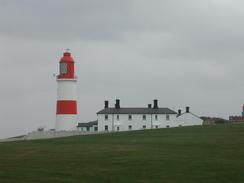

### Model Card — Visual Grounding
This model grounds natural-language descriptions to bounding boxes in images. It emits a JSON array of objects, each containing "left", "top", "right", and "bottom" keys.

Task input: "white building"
[
  {"left": 97, "top": 99, "right": 177, "bottom": 132},
  {"left": 176, "top": 107, "right": 203, "bottom": 126},
  {"left": 97, "top": 99, "right": 203, "bottom": 132},
  {"left": 77, "top": 120, "right": 98, "bottom": 132}
]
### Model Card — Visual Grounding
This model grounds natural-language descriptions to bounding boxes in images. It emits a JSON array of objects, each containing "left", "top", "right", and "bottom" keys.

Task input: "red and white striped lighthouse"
[{"left": 55, "top": 51, "right": 78, "bottom": 131}]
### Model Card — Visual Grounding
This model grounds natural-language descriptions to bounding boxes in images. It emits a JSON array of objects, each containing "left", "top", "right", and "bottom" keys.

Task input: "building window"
[
  {"left": 155, "top": 125, "right": 158, "bottom": 129},
  {"left": 105, "top": 115, "right": 108, "bottom": 120},
  {"left": 128, "top": 115, "right": 132, "bottom": 120},
  {"left": 60, "top": 63, "right": 67, "bottom": 74},
  {"left": 155, "top": 115, "right": 158, "bottom": 120},
  {"left": 143, "top": 125, "right": 146, "bottom": 129},
  {"left": 117, "top": 115, "right": 119, "bottom": 120},
  {"left": 86, "top": 127, "right": 90, "bottom": 131},
  {"left": 128, "top": 125, "right": 132, "bottom": 130},
  {"left": 94, "top": 127, "right": 98, "bottom": 131},
  {"left": 142, "top": 115, "right": 146, "bottom": 120},
  {"left": 117, "top": 126, "right": 120, "bottom": 131},
  {"left": 166, "top": 125, "right": 170, "bottom": 128},
  {"left": 166, "top": 114, "right": 170, "bottom": 121},
  {"left": 105, "top": 125, "right": 108, "bottom": 131}
]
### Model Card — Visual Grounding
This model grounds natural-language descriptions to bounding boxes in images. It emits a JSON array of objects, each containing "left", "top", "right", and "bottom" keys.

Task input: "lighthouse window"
[{"left": 60, "top": 63, "right": 67, "bottom": 74}]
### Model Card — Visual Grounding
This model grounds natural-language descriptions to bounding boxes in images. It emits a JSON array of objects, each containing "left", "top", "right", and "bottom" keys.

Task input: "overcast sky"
[{"left": 1, "top": 0, "right": 244, "bottom": 138}]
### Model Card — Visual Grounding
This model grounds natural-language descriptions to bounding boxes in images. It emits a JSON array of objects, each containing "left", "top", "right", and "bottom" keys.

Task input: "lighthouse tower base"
[
  {"left": 55, "top": 79, "right": 78, "bottom": 131},
  {"left": 55, "top": 115, "right": 77, "bottom": 131}
]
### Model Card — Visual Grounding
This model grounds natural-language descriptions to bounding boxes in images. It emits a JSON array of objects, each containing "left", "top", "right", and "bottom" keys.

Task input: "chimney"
[
  {"left": 186, "top": 106, "right": 190, "bottom": 113},
  {"left": 153, "top": 99, "right": 158, "bottom": 109},
  {"left": 178, "top": 109, "right": 181, "bottom": 115},
  {"left": 115, "top": 99, "right": 120, "bottom": 109},
  {"left": 242, "top": 105, "right": 244, "bottom": 117},
  {"left": 104, "top": 101, "right": 109, "bottom": 108},
  {"left": 148, "top": 104, "right": 152, "bottom": 108}
]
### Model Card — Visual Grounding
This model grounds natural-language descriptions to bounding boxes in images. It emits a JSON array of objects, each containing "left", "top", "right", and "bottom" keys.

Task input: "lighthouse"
[{"left": 55, "top": 51, "right": 78, "bottom": 131}]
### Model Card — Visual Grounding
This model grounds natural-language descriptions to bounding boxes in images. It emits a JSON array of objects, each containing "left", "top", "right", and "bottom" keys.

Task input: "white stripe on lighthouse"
[{"left": 57, "top": 79, "right": 77, "bottom": 100}]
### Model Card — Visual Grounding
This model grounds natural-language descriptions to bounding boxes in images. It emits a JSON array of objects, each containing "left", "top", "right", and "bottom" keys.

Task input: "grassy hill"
[{"left": 1, "top": 124, "right": 244, "bottom": 183}]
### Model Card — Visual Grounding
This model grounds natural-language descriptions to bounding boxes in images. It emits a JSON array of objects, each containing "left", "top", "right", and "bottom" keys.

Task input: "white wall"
[
  {"left": 98, "top": 114, "right": 113, "bottom": 131},
  {"left": 25, "top": 130, "right": 97, "bottom": 140},
  {"left": 151, "top": 114, "right": 178, "bottom": 128},
  {"left": 97, "top": 113, "right": 178, "bottom": 132},
  {"left": 176, "top": 113, "right": 203, "bottom": 126},
  {"left": 114, "top": 114, "right": 152, "bottom": 131}
]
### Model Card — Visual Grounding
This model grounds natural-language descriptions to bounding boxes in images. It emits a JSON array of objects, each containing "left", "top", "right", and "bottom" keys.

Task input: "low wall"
[{"left": 24, "top": 130, "right": 99, "bottom": 140}]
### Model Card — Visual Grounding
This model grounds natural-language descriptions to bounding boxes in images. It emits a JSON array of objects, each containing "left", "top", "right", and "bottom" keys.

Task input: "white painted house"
[
  {"left": 176, "top": 107, "right": 203, "bottom": 126},
  {"left": 97, "top": 99, "right": 203, "bottom": 132},
  {"left": 97, "top": 99, "right": 177, "bottom": 132},
  {"left": 77, "top": 120, "right": 98, "bottom": 132}
]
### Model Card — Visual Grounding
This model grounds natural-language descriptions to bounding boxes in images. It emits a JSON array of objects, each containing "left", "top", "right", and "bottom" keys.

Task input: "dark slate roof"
[
  {"left": 97, "top": 108, "right": 177, "bottom": 114},
  {"left": 177, "top": 112, "right": 202, "bottom": 119},
  {"left": 77, "top": 120, "right": 98, "bottom": 127}
]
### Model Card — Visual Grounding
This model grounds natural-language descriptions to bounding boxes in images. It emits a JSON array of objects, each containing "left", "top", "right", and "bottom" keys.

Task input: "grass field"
[{"left": 0, "top": 124, "right": 244, "bottom": 183}]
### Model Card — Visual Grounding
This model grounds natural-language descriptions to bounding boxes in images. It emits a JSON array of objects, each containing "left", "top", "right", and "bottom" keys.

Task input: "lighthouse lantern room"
[{"left": 55, "top": 51, "right": 78, "bottom": 131}]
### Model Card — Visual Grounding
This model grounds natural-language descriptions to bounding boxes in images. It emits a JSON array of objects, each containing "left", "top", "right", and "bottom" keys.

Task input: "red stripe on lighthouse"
[{"left": 56, "top": 100, "right": 77, "bottom": 114}]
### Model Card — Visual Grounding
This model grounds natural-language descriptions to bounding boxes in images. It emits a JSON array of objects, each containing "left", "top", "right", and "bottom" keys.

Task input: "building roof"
[
  {"left": 97, "top": 108, "right": 177, "bottom": 114},
  {"left": 177, "top": 112, "right": 202, "bottom": 119},
  {"left": 77, "top": 120, "right": 98, "bottom": 127}
]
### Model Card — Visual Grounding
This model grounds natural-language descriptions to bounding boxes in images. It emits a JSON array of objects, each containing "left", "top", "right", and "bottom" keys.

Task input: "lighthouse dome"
[
  {"left": 57, "top": 51, "right": 75, "bottom": 79},
  {"left": 60, "top": 51, "right": 74, "bottom": 63}
]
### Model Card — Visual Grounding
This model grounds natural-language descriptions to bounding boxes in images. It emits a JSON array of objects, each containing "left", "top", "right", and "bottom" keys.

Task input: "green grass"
[{"left": 1, "top": 124, "right": 244, "bottom": 183}]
